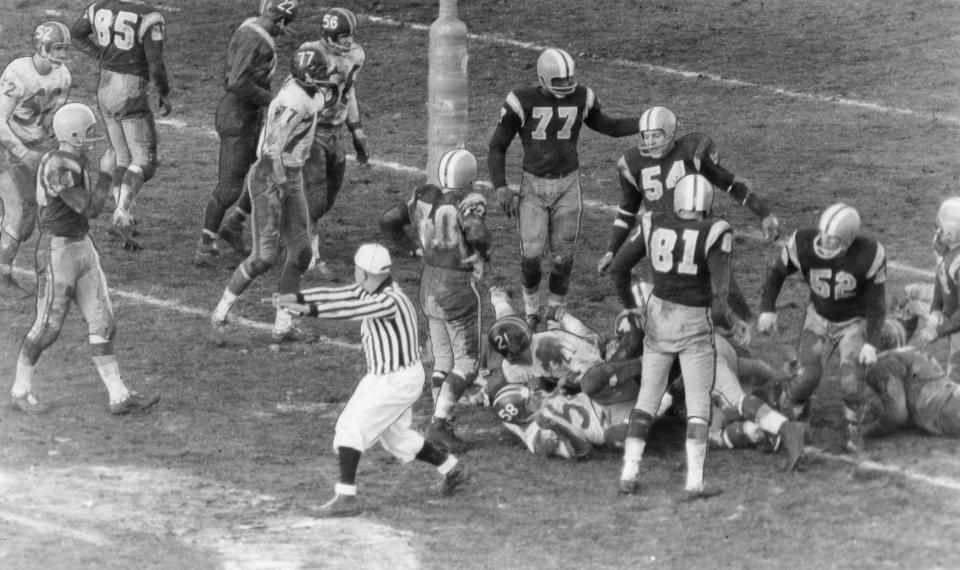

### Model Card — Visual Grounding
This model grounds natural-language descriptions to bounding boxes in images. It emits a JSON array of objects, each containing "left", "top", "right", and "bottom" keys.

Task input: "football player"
[
  {"left": 757, "top": 203, "right": 887, "bottom": 454},
  {"left": 300, "top": 7, "right": 369, "bottom": 271},
  {"left": 399, "top": 148, "right": 491, "bottom": 453},
  {"left": 916, "top": 197, "right": 960, "bottom": 376},
  {"left": 194, "top": 0, "right": 299, "bottom": 268},
  {"left": 72, "top": 0, "right": 172, "bottom": 251},
  {"left": 488, "top": 47, "right": 639, "bottom": 331},
  {"left": 10, "top": 103, "right": 159, "bottom": 415},
  {"left": 0, "top": 21, "right": 72, "bottom": 297},
  {"left": 613, "top": 173, "right": 734, "bottom": 501},
  {"left": 210, "top": 46, "right": 335, "bottom": 344}
]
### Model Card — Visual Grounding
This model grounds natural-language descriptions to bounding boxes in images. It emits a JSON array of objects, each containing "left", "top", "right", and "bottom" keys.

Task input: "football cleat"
[
  {"left": 194, "top": 242, "right": 221, "bottom": 268},
  {"left": 425, "top": 417, "right": 470, "bottom": 453},
  {"left": 0, "top": 273, "right": 32, "bottom": 298},
  {"left": 437, "top": 463, "right": 470, "bottom": 496},
  {"left": 109, "top": 391, "right": 160, "bottom": 415},
  {"left": 271, "top": 327, "right": 319, "bottom": 344},
  {"left": 218, "top": 226, "right": 250, "bottom": 257},
  {"left": 312, "top": 493, "right": 363, "bottom": 518},
  {"left": 678, "top": 483, "right": 723, "bottom": 503},
  {"left": 209, "top": 315, "right": 230, "bottom": 347},
  {"left": 777, "top": 420, "right": 808, "bottom": 472},
  {"left": 618, "top": 477, "right": 639, "bottom": 495},
  {"left": 10, "top": 392, "right": 49, "bottom": 414}
]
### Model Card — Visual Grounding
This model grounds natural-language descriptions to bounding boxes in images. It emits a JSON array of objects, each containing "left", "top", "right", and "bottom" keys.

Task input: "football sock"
[
  {"left": 213, "top": 289, "right": 239, "bottom": 322},
  {"left": 685, "top": 418, "right": 709, "bottom": 490},
  {"left": 92, "top": 354, "right": 130, "bottom": 403},
  {"left": 274, "top": 308, "right": 293, "bottom": 333},
  {"left": 337, "top": 446, "right": 362, "bottom": 486},
  {"left": 415, "top": 440, "right": 449, "bottom": 466},
  {"left": 12, "top": 357, "right": 35, "bottom": 396},
  {"left": 430, "top": 371, "right": 446, "bottom": 404},
  {"left": 436, "top": 455, "right": 458, "bottom": 476},
  {"left": 620, "top": 437, "right": 645, "bottom": 480}
]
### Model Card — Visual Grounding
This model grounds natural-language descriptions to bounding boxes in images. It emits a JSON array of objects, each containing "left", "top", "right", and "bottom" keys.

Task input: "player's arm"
[
  {"left": 487, "top": 96, "right": 521, "bottom": 189},
  {"left": 225, "top": 36, "right": 273, "bottom": 108},
  {"left": 604, "top": 156, "right": 642, "bottom": 256},
  {"left": 608, "top": 226, "right": 648, "bottom": 309},
  {"left": 707, "top": 226, "right": 735, "bottom": 328},
  {"left": 582, "top": 90, "right": 639, "bottom": 137},
  {"left": 699, "top": 155, "right": 779, "bottom": 239},
  {"left": 141, "top": 14, "right": 172, "bottom": 114},
  {"left": 48, "top": 158, "right": 104, "bottom": 218},
  {"left": 284, "top": 285, "right": 399, "bottom": 321},
  {"left": 70, "top": 6, "right": 101, "bottom": 60},
  {"left": 0, "top": 82, "right": 29, "bottom": 159},
  {"left": 344, "top": 87, "right": 369, "bottom": 164},
  {"left": 758, "top": 233, "right": 800, "bottom": 313}
]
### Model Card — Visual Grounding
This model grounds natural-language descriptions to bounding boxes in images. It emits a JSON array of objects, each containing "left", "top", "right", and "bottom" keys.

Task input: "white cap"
[{"left": 354, "top": 243, "right": 392, "bottom": 274}]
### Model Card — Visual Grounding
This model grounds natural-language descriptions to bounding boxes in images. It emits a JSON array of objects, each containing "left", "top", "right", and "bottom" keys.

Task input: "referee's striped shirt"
[{"left": 298, "top": 278, "right": 420, "bottom": 375}]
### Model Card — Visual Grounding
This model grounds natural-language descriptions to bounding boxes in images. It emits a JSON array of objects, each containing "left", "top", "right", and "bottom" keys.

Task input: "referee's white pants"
[{"left": 333, "top": 362, "right": 426, "bottom": 463}]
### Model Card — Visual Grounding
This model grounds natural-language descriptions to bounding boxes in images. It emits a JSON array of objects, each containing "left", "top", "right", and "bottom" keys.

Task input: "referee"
[{"left": 273, "top": 243, "right": 469, "bottom": 517}]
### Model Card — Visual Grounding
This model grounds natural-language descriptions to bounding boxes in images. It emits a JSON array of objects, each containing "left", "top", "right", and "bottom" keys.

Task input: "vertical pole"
[{"left": 426, "top": 0, "right": 469, "bottom": 186}]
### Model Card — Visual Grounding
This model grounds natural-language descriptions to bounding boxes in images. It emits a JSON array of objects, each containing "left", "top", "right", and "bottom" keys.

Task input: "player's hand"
[
  {"left": 762, "top": 214, "right": 781, "bottom": 241},
  {"left": 269, "top": 163, "right": 287, "bottom": 186},
  {"left": 597, "top": 251, "right": 614, "bottom": 275},
  {"left": 858, "top": 343, "right": 878, "bottom": 366},
  {"left": 112, "top": 207, "right": 135, "bottom": 230},
  {"left": 495, "top": 185, "right": 517, "bottom": 218},
  {"left": 731, "top": 316, "right": 753, "bottom": 347},
  {"left": 353, "top": 135, "right": 370, "bottom": 165},
  {"left": 757, "top": 311, "right": 778, "bottom": 334},
  {"left": 159, "top": 95, "right": 172, "bottom": 117},
  {"left": 15, "top": 149, "right": 42, "bottom": 171}
]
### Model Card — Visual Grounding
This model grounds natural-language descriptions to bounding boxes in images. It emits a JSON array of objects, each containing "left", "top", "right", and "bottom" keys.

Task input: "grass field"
[{"left": 1, "top": 1, "right": 960, "bottom": 568}]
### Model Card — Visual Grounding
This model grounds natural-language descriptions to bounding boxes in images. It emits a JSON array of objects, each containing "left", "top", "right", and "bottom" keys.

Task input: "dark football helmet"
[
  {"left": 290, "top": 45, "right": 332, "bottom": 90},
  {"left": 492, "top": 383, "right": 531, "bottom": 424},
  {"left": 487, "top": 315, "right": 532, "bottom": 361},
  {"left": 259, "top": 0, "right": 299, "bottom": 35},
  {"left": 321, "top": 7, "right": 358, "bottom": 54}
]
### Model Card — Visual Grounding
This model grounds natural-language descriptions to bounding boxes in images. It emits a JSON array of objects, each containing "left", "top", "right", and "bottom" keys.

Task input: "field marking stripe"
[
  {"left": 0, "top": 508, "right": 110, "bottom": 546},
  {"left": 10, "top": 268, "right": 362, "bottom": 351},
  {"left": 365, "top": 15, "right": 960, "bottom": 126},
  {"left": 807, "top": 446, "right": 960, "bottom": 491}
]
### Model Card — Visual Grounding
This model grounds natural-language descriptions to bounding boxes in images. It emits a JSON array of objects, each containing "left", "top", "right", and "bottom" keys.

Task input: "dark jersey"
[
  {"left": 73, "top": 0, "right": 169, "bottom": 95},
  {"left": 36, "top": 150, "right": 92, "bottom": 238},
  {"left": 933, "top": 246, "right": 960, "bottom": 319},
  {"left": 607, "top": 133, "right": 768, "bottom": 254},
  {"left": 612, "top": 211, "right": 733, "bottom": 308},
  {"left": 760, "top": 228, "right": 887, "bottom": 341},
  {"left": 222, "top": 18, "right": 277, "bottom": 109},
  {"left": 487, "top": 85, "right": 637, "bottom": 187}
]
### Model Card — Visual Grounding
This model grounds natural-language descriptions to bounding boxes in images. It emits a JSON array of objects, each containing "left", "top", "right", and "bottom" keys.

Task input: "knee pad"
[
  {"left": 548, "top": 254, "right": 574, "bottom": 295},
  {"left": 245, "top": 256, "right": 275, "bottom": 278},
  {"left": 520, "top": 257, "right": 542, "bottom": 289},
  {"left": 292, "top": 244, "right": 313, "bottom": 272}
]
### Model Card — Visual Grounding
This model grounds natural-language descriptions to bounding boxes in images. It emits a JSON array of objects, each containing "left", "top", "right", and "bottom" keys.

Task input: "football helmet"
[
  {"left": 290, "top": 45, "right": 332, "bottom": 89},
  {"left": 492, "top": 383, "right": 531, "bottom": 425},
  {"left": 674, "top": 173, "right": 715, "bottom": 218},
  {"left": 637, "top": 106, "right": 677, "bottom": 158},
  {"left": 321, "top": 7, "right": 358, "bottom": 54},
  {"left": 53, "top": 103, "right": 104, "bottom": 150},
  {"left": 934, "top": 197, "right": 960, "bottom": 253},
  {"left": 814, "top": 203, "right": 860, "bottom": 259},
  {"left": 259, "top": 0, "right": 299, "bottom": 35},
  {"left": 487, "top": 315, "right": 532, "bottom": 361},
  {"left": 438, "top": 148, "right": 477, "bottom": 190},
  {"left": 536, "top": 48, "right": 577, "bottom": 98},
  {"left": 33, "top": 21, "right": 71, "bottom": 66}
]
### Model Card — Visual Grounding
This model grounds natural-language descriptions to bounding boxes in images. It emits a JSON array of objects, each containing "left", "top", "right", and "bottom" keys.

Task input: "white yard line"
[
  {"left": 0, "top": 508, "right": 110, "bottom": 546},
  {"left": 365, "top": 15, "right": 960, "bottom": 126},
  {"left": 806, "top": 447, "right": 960, "bottom": 492}
]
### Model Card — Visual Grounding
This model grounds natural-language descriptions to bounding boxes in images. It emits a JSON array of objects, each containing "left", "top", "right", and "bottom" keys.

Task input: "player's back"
[
  {"left": 82, "top": 0, "right": 164, "bottom": 78},
  {"left": 223, "top": 18, "right": 276, "bottom": 94},
  {"left": 644, "top": 211, "right": 732, "bottom": 308}
]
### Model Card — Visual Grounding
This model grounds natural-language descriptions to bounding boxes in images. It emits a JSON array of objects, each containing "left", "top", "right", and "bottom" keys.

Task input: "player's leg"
[
  {"left": 11, "top": 239, "right": 71, "bottom": 411},
  {"left": 272, "top": 171, "right": 317, "bottom": 342},
  {"left": 97, "top": 80, "right": 131, "bottom": 206},
  {"left": 780, "top": 306, "right": 830, "bottom": 420},
  {"left": 620, "top": 345, "right": 674, "bottom": 494},
  {"left": 837, "top": 320, "right": 871, "bottom": 452},
  {"left": 0, "top": 149, "right": 38, "bottom": 296},
  {"left": 75, "top": 241, "right": 158, "bottom": 413},
  {"left": 112, "top": 112, "right": 157, "bottom": 250},
  {"left": 546, "top": 173, "right": 582, "bottom": 312},
  {"left": 211, "top": 167, "right": 281, "bottom": 328},
  {"left": 517, "top": 173, "right": 549, "bottom": 330},
  {"left": 429, "top": 303, "right": 482, "bottom": 452},
  {"left": 677, "top": 335, "right": 721, "bottom": 498},
  {"left": 197, "top": 116, "right": 258, "bottom": 266}
]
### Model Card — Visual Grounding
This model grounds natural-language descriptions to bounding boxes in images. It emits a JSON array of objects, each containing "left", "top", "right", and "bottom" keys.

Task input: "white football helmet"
[
  {"left": 934, "top": 197, "right": 960, "bottom": 252},
  {"left": 814, "top": 203, "right": 861, "bottom": 259},
  {"left": 638, "top": 106, "right": 677, "bottom": 158},
  {"left": 53, "top": 103, "right": 104, "bottom": 150},
  {"left": 674, "top": 173, "right": 715, "bottom": 218},
  {"left": 438, "top": 147, "right": 477, "bottom": 190},
  {"left": 537, "top": 48, "right": 577, "bottom": 98},
  {"left": 33, "top": 20, "right": 71, "bottom": 66}
]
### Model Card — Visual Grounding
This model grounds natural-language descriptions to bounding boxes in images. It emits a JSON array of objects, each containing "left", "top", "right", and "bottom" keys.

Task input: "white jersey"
[
  {"left": 300, "top": 40, "right": 364, "bottom": 129},
  {"left": 256, "top": 76, "right": 329, "bottom": 167},
  {"left": 0, "top": 57, "right": 71, "bottom": 148}
]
